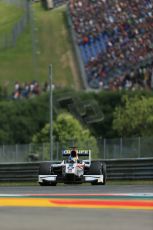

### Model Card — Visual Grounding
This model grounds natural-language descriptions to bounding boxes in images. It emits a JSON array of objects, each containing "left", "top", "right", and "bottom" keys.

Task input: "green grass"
[
  {"left": 0, "top": 3, "right": 81, "bottom": 92},
  {"left": 0, "top": 2, "right": 24, "bottom": 34}
]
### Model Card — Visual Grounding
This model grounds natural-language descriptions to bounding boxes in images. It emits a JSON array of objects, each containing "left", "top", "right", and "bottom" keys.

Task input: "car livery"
[{"left": 38, "top": 148, "right": 106, "bottom": 186}]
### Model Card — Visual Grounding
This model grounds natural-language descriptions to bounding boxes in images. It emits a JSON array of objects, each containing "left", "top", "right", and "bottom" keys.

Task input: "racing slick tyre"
[
  {"left": 88, "top": 161, "right": 106, "bottom": 185},
  {"left": 39, "top": 162, "right": 57, "bottom": 186}
]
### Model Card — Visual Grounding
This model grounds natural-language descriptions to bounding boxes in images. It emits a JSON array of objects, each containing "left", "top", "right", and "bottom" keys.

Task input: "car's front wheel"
[{"left": 39, "top": 162, "right": 57, "bottom": 186}]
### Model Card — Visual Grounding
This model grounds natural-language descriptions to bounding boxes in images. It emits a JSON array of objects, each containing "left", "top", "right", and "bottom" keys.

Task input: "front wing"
[{"left": 38, "top": 174, "right": 104, "bottom": 184}]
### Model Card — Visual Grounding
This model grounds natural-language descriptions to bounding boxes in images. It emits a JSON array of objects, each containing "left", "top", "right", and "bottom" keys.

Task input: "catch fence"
[
  {"left": 0, "top": 0, "right": 30, "bottom": 50},
  {"left": 0, "top": 137, "right": 153, "bottom": 163}
]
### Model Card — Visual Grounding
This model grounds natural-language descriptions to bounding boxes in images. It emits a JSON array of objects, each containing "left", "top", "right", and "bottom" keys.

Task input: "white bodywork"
[{"left": 38, "top": 161, "right": 104, "bottom": 183}]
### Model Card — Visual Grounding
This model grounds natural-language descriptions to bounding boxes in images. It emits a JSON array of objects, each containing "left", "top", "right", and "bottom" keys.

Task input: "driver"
[{"left": 69, "top": 147, "right": 78, "bottom": 162}]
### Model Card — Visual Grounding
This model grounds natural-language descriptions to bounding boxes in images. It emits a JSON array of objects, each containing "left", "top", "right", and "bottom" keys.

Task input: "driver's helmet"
[{"left": 69, "top": 148, "right": 78, "bottom": 162}]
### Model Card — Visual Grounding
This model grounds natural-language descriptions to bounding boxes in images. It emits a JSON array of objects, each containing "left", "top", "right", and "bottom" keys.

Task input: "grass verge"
[
  {"left": 0, "top": 2, "right": 24, "bottom": 34},
  {"left": 0, "top": 3, "right": 81, "bottom": 92}
]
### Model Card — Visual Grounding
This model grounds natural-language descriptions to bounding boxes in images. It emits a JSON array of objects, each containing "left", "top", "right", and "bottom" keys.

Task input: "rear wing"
[{"left": 62, "top": 149, "right": 91, "bottom": 157}]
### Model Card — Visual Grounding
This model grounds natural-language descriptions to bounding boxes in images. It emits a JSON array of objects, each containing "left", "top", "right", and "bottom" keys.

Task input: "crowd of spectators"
[
  {"left": 69, "top": 0, "right": 153, "bottom": 89},
  {"left": 12, "top": 80, "right": 51, "bottom": 99}
]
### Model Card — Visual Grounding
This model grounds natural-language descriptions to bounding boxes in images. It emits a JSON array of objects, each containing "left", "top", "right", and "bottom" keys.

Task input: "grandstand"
[
  {"left": 68, "top": 0, "right": 153, "bottom": 89},
  {"left": 40, "top": 0, "right": 153, "bottom": 90},
  {"left": 1, "top": 0, "right": 153, "bottom": 91}
]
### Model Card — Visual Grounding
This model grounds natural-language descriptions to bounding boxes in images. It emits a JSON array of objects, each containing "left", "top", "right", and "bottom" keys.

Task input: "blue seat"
[
  {"left": 95, "top": 40, "right": 101, "bottom": 54},
  {"left": 93, "top": 43, "right": 99, "bottom": 56},
  {"left": 85, "top": 44, "right": 92, "bottom": 61},
  {"left": 99, "top": 35, "right": 106, "bottom": 52},
  {"left": 90, "top": 43, "right": 97, "bottom": 57},
  {"left": 79, "top": 45, "right": 88, "bottom": 64}
]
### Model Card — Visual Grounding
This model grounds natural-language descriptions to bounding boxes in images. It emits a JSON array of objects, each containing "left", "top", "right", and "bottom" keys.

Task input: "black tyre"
[
  {"left": 39, "top": 162, "right": 51, "bottom": 175},
  {"left": 88, "top": 161, "right": 106, "bottom": 185},
  {"left": 39, "top": 162, "right": 57, "bottom": 186},
  {"left": 88, "top": 161, "right": 102, "bottom": 174}
]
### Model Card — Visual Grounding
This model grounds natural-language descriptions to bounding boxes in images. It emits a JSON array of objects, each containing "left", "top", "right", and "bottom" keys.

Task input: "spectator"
[
  {"left": 10, "top": 80, "right": 54, "bottom": 100},
  {"left": 69, "top": 0, "right": 153, "bottom": 89}
]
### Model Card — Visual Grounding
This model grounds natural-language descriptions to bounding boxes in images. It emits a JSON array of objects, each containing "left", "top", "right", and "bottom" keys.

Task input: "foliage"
[
  {"left": 91, "top": 90, "right": 123, "bottom": 138},
  {"left": 32, "top": 112, "right": 99, "bottom": 158},
  {"left": 0, "top": 94, "right": 49, "bottom": 144},
  {"left": 1, "top": 90, "right": 153, "bottom": 145},
  {"left": 32, "top": 112, "right": 97, "bottom": 145},
  {"left": 113, "top": 95, "right": 153, "bottom": 137}
]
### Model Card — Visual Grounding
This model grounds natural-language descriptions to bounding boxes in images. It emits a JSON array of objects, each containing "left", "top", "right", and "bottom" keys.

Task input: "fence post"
[
  {"left": 138, "top": 137, "right": 141, "bottom": 158},
  {"left": 56, "top": 142, "right": 59, "bottom": 160},
  {"left": 15, "top": 144, "right": 18, "bottom": 162},
  {"left": 25, "top": 0, "right": 31, "bottom": 22},
  {"left": 120, "top": 137, "right": 122, "bottom": 159},
  {"left": 98, "top": 137, "right": 103, "bottom": 159},
  {"left": 42, "top": 143, "right": 45, "bottom": 161},
  {"left": 29, "top": 143, "right": 32, "bottom": 156},
  {"left": 103, "top": 138, "right": 106, "bottom": 159},
  {"left": 2, "top": 145, "right": 5, "bottom": 161}
]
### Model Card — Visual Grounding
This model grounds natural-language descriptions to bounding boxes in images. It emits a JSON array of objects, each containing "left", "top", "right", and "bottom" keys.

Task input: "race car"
[{"left": 38, "top": 147, "right": 106, "bottom": 186}]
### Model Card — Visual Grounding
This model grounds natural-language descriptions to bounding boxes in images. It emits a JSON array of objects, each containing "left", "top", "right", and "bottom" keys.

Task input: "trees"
[
  {"left": 32, "top": 112, "right": 99, "bottom": 160},
  {"left": 113, "top": 95, "right": 153, "bottom": 137},
  {"left": 0, "top": 94, "right": 49, "bottom": 144},
  {"left": 32, "top": 112, "right": 99, "bottom": 158},
  {"left": 1, "top": 90, "right": 153, "bottom": 145}
]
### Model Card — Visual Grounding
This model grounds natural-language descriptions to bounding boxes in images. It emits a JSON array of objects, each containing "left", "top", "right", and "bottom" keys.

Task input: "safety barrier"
[
  {"left": 0, "top": 158, "right": 153, "bottom": 182},
  {"left": 104, "top": 158, "right": 153, "bottom": 180}
]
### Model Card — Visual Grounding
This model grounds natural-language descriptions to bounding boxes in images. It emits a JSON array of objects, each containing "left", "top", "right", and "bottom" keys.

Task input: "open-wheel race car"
[{"left": 38, "top": 147, "right": 106, "bottom": 186}]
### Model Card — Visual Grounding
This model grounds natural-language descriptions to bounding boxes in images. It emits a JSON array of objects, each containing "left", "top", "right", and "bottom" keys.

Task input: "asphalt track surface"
[
  {"left": 0, "top": 185, "right": 153, "bottom": 230},
  {"left": 0, "top": 184, "right": 153, "bottom": 194}
]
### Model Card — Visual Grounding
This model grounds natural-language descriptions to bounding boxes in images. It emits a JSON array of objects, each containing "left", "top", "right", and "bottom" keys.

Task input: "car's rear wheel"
[{"left": 39, "top": 162, "right": 57, "bottom": 186}]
